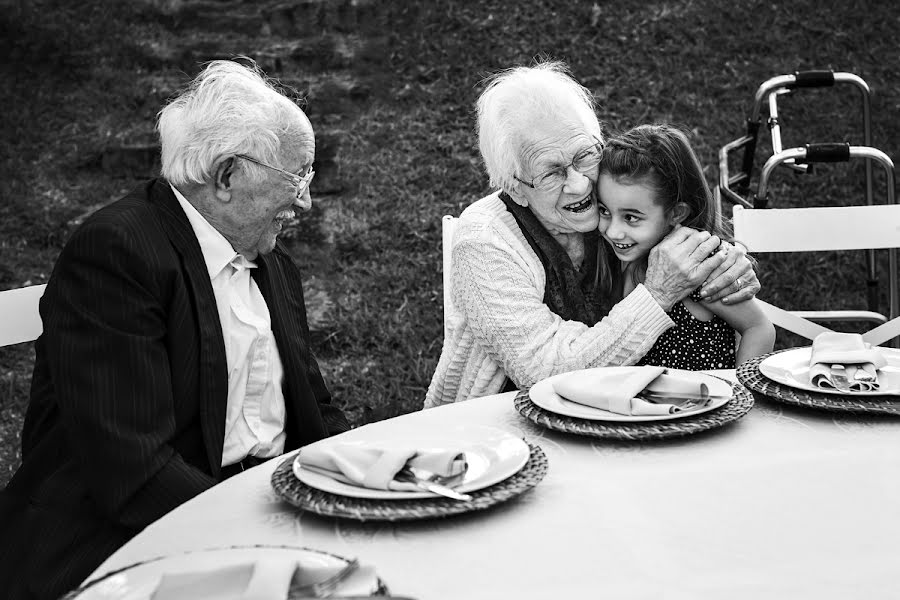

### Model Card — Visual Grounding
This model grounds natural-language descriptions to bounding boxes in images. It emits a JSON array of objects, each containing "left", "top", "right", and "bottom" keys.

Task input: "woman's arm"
[
  {"left": 702, "top": 296, "right": 776, "bottom": 365},
  {"left": 452, "top": 235, "right": 674, "bottom": 388},
  {"left": 644, "top": 226, "right": 731, "bottom": 310}
]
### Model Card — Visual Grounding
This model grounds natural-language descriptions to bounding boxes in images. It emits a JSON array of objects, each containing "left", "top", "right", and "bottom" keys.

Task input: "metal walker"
[{"left": 715, "top": 70, "right": 897, "bottom": 325}]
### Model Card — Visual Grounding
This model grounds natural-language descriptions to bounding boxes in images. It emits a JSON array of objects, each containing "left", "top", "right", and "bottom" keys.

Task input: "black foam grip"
[
  {"left": 799, "top": 143, "right": 850, "bottom": 163},
  {"left": 791, "top": 70, "right": 835, "bottom": 88}
]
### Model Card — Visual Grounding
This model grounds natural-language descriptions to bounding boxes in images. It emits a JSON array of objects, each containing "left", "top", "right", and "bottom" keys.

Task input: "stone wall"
[{"left": 91, "top": 0, "right": 394, "bottom": 330}]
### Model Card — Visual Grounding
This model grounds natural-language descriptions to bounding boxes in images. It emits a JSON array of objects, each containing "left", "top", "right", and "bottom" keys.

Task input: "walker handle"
[
  {"left": 789, "top": 70, "right": 835, "bottom": 88},
  {"left": 797, "top": 143, "right": 851, "bottom": 163}
]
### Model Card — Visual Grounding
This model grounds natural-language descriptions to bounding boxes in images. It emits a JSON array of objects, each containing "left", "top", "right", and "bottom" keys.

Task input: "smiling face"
[
  {"left": 507, "top": 121, "right": 600, "bottom": 236},
  {"left": 596, "top": 173, "right": 674, "bottom": 263},
  {"left": 222, "top": 137, "right": 315, "bottom": 259}
]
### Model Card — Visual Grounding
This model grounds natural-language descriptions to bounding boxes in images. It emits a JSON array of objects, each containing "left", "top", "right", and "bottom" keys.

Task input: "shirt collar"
[{"left": 170, "top": 184, "right": 255, "bottom": 279}]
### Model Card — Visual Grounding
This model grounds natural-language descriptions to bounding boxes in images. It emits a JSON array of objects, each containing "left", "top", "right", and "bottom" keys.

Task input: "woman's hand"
[
  {"left": 644, "top": 226, "right": 726, "bottom": 311},
  {"left": 698, "top": 240, "right": 760, "bottom": 304}
]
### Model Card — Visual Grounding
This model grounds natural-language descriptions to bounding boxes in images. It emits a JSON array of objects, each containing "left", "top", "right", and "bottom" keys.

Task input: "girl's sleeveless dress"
[{"left": 637, "top": 290, "right": 735, "bottom": 370}]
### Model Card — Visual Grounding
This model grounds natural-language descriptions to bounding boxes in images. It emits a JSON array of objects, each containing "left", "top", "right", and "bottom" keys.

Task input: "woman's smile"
[{"left": 563, "top": 195, "right": 592, "bottom": 213}]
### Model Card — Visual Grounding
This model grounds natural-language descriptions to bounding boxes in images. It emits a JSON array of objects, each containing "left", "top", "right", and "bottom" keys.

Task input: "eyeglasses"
[
  {"left": 514, "top": 136, "right": 605, "bottom": 192},
  {"left": 235, "top": 154, "right": 315, "bottom": 199}
]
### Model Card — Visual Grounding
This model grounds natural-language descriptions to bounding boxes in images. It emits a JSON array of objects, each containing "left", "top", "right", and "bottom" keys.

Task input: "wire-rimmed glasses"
[
  {"left": 514, "top": 136, "right": 604, "bottom": 191},
  {"left": 235, "top": 154, "right": 315, "bottom": 198}
]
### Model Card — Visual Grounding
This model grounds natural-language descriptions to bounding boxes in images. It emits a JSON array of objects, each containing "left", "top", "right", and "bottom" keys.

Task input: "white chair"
[
  {"left": 441, "top": 215, "right": 458, "bottom": 339},
  {"left": 732, "top": 204, "right": 900, "bottom": 344},
  {"left": 0, "top": 284, "right": 47, "bottom": 346}
]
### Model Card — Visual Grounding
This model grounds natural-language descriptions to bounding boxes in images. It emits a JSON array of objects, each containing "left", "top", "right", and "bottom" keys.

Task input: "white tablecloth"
[{"left": 90, "top": 381, "right": 900, "bottom": 599}]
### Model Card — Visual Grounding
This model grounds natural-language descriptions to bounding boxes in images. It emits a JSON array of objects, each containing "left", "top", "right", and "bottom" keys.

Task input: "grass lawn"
[{"left": 2, "top": 0, "right": 899, "bottom": 487}]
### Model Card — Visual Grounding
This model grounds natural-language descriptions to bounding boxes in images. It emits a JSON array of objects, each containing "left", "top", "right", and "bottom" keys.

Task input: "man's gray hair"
[
  {"left": 157, "top": 59, "right": 311, "bottom": 186},
  {"left": 476, "top": 60, "right": 603, "bottom": 192}
]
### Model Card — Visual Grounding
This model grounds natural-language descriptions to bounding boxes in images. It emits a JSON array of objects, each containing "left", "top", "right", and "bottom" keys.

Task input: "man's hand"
[
  {"left": 644, "top": 226, "right": 725, "bottom": 311},
  {"left": 698, "top": 240, "right": 760, "bottom": 304}
]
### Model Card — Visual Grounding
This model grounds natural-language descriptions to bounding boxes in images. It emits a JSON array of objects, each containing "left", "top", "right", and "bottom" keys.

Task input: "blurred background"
[{"left": 2, "top": 0, "right": 899, "bottom": 486}]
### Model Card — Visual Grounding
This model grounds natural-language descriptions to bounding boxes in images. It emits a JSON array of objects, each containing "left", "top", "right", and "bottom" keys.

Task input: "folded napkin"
[
  {"left": 295, "top": 443, "right": 468, "bottom": 491},
  {"left": 809, "top": 331, "right": 887, "bottom": 392},
  {"left": 553, "top": 366, "right": 708, "bottom": 415},
  {"left": 151, "top": 558, "right": 378, "bottom": 600},
  {"left": 151, "top": 558, "right": 291, "bottom": 600}
]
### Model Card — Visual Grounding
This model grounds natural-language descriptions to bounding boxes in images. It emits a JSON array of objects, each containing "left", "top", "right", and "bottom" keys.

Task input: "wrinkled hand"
[
  {"left": 644, "top": 226, "right": 725, "bottom": 311},
  {"left": 698, "top": 240, "right": 760, "bottom": 304}
]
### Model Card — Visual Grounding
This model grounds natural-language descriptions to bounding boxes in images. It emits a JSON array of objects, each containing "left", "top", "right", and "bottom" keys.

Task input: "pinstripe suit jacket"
[{"left": 0, "top": 179, "right": 350, "bottom": 600}]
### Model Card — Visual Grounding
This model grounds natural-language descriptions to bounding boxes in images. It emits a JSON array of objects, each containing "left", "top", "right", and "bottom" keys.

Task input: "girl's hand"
[{"left": 699, "top": 241, "right": 760, "bottom": 304}]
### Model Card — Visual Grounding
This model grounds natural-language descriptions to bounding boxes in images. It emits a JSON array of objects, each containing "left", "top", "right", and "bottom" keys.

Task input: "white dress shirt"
[{"left": 172, "top": 186, "right": 287, "bottom": 466}]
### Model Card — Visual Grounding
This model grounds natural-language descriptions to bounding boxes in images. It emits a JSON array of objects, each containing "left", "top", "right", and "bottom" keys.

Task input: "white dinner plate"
[
  {"left": 529, "top": 367, "right": 733, "bottom": 422},
  {"left": 758, "top": 346, "right": 900, "bottom": 396},
  {"left": 294, "top": 424, "right": 531, "bottom": 500},
  {"left": 66, "top": 546, "right": 380, "bottom": 599}
]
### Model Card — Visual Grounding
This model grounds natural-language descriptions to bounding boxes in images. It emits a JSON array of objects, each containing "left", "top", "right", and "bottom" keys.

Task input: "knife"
[{"left": 394, "top": 469, "right": 472, "bottom": 501}]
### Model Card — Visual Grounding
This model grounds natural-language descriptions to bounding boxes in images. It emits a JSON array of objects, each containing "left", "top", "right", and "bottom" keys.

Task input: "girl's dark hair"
[{"left": 595, "top": 123, "right": 731, "bottom": 300}]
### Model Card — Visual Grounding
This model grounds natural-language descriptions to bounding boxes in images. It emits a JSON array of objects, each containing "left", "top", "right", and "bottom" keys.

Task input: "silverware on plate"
[
  {"left": 638, "top": 383, "right": 733, "bottom": 412},
  {"left": 394, "top": 467, "right": 472, "bottom": 501},
  {"left": 829, "top": 364, "right": 854, "bottom": 392},
  {"left": 288, "top": 558, "right": 360, "bottom": 598}
]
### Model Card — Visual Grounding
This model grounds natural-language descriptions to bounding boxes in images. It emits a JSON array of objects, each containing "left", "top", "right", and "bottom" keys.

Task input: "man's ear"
[
  {"left": 213, "top": 157, "right": 236, "bottom": 202},
  {"left": 669, "top": 202, "right": 690, "bottom": 225}
]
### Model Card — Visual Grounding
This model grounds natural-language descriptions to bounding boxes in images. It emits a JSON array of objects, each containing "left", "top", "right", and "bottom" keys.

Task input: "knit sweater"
[{"left": 424, "top": 192, "right": 675, "bottom": 409}]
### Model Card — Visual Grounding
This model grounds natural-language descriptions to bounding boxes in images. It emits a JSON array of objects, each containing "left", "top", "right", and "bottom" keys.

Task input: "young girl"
[{"left": 595, "top": 124, "right": 775, "bottom": 368}]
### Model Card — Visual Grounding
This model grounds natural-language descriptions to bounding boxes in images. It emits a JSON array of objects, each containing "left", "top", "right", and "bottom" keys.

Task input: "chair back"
[
  {"left": 733, "top": 204, "right": 900, "bottom": 252},
  {"left": 732, "top": 204, "right": 900, "bottom": 341},
  {"left": 441, "top": 215, "right": 458, "bottom": 339},
  {"left": 0, "top": 284, "right": 47, "bottom": 346}
]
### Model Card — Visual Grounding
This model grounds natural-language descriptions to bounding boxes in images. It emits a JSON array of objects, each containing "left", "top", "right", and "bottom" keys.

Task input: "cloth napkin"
[
  {"left": 294, "top": 443, "right": 468, "bottom": 491},
  {"left": 809, "top": 331, "right": 887, "bottom": 392},
  {"left": 552, "top": 366, "right": 708, "bottom": 415},
  {"left": 151, "top": 558, "right": 292, "bottom": 600},
  {"left": 151, "top": 558, "right": 378, "bottom": 600}
]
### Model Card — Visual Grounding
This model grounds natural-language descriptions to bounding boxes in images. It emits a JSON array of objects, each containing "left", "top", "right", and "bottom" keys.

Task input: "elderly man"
[{"left": 0, "top": 60, "right": 349, "bottom": 599}]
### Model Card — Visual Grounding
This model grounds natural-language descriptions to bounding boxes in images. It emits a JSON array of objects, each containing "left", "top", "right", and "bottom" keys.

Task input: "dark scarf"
[{"left": 500, "top": 192, "right": 615, "bottom": 326}]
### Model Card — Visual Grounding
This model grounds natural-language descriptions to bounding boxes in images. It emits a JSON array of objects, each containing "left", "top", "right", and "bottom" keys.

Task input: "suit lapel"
[{"left": 150, "top": 180, "right": 229, "bottom": 477}]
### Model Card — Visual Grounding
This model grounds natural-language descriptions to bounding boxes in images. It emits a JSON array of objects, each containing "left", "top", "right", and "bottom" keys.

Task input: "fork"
[
  {"left": 639, "top": 383, "right": 715, "bottom": 412},
  {"left": 287, "top": 559, "right": 360, "bottom": 598},
  {"left": 829, "top": 364, "right": 854, "bottom": 392}
]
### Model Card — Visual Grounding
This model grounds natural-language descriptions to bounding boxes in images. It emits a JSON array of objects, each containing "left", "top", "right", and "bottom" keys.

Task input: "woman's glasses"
[{"left": 514, "top": 136, "right": 604, "bottom": 192}]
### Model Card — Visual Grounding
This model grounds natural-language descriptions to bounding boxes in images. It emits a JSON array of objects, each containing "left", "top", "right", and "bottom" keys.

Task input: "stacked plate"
[
  {"left": 271, "top": 425, "right": 548, "bottom": 521},
  {"left": 737, "top": 347, "right": 900, "bottom": 416},
  {"left": 515, "top": 367, "right": 755, "bottom": 440}
]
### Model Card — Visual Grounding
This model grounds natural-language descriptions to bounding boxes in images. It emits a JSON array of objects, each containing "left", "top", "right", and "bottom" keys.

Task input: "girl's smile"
[{"left": 596, "top": 173, "right": 673, "bottom": 263}]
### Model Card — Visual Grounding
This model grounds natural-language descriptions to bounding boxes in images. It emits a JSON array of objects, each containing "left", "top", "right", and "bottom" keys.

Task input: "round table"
[{"left": 88, "top": 381, "right": 900, "bottom": 599}]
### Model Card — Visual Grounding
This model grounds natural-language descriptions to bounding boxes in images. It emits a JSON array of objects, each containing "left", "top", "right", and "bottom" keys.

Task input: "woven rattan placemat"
[
  {"left": 271, "top": 441, "right": 548, "bottom": 522},
  {"left": 514, "top": 380, "right": 754, "bottom": 440},
  {"left": 737, "top": 350, "right": 900, "bottom": 416}
]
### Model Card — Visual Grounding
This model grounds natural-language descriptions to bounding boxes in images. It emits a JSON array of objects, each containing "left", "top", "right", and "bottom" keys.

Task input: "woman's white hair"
[
  {"left": 157, "top": 59, "right": 311, "bottom": 186},
  {"left": 477, "top": 60, "right": 603, "bottom": 192}
]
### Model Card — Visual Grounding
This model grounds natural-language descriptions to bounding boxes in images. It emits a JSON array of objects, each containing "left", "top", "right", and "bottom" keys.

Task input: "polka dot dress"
[{"left": 638, "top": 291, "right": 735, "bottom": 370}]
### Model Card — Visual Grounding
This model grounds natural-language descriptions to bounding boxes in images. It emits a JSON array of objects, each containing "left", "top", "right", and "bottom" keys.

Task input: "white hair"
[
  {"left": 476, "top": 60, "right": 603, "bottom": 191},
  {"left": 157, "top": 59, "right": 312, "bottom": 186}
]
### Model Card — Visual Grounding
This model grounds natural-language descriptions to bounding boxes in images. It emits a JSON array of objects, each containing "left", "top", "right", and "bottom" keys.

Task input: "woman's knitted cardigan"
[{"left": 424, "top": 192, "right": 675, "bottom": 409}]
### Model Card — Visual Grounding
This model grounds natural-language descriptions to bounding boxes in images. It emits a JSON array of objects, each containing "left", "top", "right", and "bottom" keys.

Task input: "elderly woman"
[{"left": 425, "top": 61, "right": 759, "bottom": 408}]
